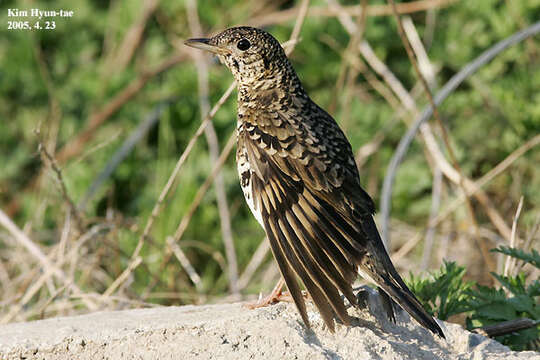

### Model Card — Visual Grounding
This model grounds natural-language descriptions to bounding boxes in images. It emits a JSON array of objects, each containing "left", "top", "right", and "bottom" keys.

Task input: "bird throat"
[{"left": 237, "top": 67, "right": 301, "bottom": 110}]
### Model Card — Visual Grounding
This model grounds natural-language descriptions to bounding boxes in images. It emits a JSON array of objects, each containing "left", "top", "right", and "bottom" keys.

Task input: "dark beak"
[{"left": 184, "top": 38, "right": 226, "bottom": 54}]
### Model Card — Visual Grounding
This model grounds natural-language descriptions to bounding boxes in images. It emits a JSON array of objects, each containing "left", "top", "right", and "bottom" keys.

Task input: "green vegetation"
[
  {"left": 0, "top": 0, "right": 538, "bottom": 349},
  {"left": 407, "top": 261, "right": 474, "bottom": 321},
  {"left": 407, "top": 246, "right": 540, "bottom": 351}
]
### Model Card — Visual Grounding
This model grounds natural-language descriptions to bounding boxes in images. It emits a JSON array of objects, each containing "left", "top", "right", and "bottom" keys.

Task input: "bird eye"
[{"left": 237, "top": 39, "right": 251, "bottom": 51}]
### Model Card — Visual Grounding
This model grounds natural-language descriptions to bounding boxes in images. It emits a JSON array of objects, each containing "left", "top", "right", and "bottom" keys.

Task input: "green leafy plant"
[
  {"left": 407, "top": 246, "right": 540, "bottom": 351},
  {"left": 492, "top": 246, "right": 540, "bottom": 269},
  {"left": 466, "top": 246, "right": 540, "bottom": 351},
  {"left": 407, "top": 261, "right": 473, "bottom": 321}
]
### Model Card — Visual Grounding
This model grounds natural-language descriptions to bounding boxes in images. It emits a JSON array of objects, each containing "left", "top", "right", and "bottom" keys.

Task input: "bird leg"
[{"left": 245, "top": 278, "right": 297, "bottom": 309}]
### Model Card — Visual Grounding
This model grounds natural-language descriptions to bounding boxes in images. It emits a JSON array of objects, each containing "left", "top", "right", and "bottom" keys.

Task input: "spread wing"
[{"left": 238, "top": 99, "right": 375, "bottom": 331}]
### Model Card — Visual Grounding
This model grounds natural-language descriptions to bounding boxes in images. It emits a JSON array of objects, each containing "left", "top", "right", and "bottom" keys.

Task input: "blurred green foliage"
[{"left": 0, "top": 0, "right": 538, "bottom": 304}]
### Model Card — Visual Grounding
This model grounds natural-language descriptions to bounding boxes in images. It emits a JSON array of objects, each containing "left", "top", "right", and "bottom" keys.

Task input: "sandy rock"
[{"left": 0, "top": 288, "right": 537, "bottom": 359}]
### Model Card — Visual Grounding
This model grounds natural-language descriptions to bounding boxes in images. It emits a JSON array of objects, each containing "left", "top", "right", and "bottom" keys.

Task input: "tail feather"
[
  {"left": 376, "top": 272, "right": 445, "bottom": 338},
  {"left": 359, "top": 215, "right": 445, "bottom": 339}
]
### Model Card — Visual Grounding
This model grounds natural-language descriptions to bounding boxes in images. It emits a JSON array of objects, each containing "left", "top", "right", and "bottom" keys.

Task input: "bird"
[{"left": 185, "top": 26, "right": 444, "bottom": 338}]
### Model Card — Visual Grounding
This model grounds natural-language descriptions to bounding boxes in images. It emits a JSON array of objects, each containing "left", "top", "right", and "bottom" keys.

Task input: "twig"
[
  {"left": 56, "top": 51, "right": 188, "bottom": 164},
  {"left": 108, "top": 82, "right": 235, "bottom": 298},
  {"left": 388, "top": 0, "right": 492, "bottom": 269},
  {"left": 186, "top": 0, "right": 239, "bottom": 295},
  {"left": 179, "top": 240, "right": 229, "bottom": 278},
  {"left": 0, "top": 209, "right": 66, "bottom": 288},
  {"left": 172, "top": 132, "right": 236, "bottom": 244},
  {"left": 380, "top": 21, "right": 540, "bottom": 245},
  {"left": 420, "top": 125, "right": 511, "bottom": 250},
  {"left": 37, "top": 138, "right": 84, "bottom": 232},
  {"left": 104, "top": 0, "right": 159, "bottom": 74},
  {"left": 0, "top": 253, "right": 12, "bottom": 300},
  {"left": 334, "top": 2, "right": 515, "bottom": 259},
  {"left": 143, "top": 82, "right": 234, "bottom": 244},
  {"left": 0, "top": 223, "right": 107, "bottom": 323},
  {"left": 32, "top": 42, "right": 62, "bottom": 159},
  {"left": 335, "top": 0, "right": 367, "bottom": 130},
  {"left": 166, "top": 236, "right": 203, "bottom": 293},
  {"left": 56, "top": 211, "right": 71, "bottom": 277},
  {"left": 251, "top": 0, "right": 457, "bottom": 27},
  {"left": 504, "top": 196, "right": 524, "bottom": 277},
  {"left": 421, "top": 164, "right": 442, "bottom": 270},
  {"left": 237, "top": 237, "right": 271, "bottom": 291},
  {"left": 473, "top": 318, "right": 539, "bottom": 338},
  {"left": 67, "top": 130, "right": 123, "bottom": 168},
  {"left": 101, "top": 256, "right": 142, "bottom": 299},
  {"left": 353, "top": 58, "right": 403, "bottom": 113},
  {"left": 330, "top": 0, "right": 434, "bottom": 244},
  {"left": 323, "top": 29, "right": 375, "bottom": 115},
  {"left": 38, "top": 282, "right": 71, "bottom": 319},
  {"left": 430, "top": 134, "right": 540, "bottom": 230},
  {"left": 260, "top": 261, "right": 280, "bottom": 290},
  {"left": 516, "top": 216, "right": 540, "bottom": 275},
  {"left": 423, "top": 8, "right": 437, "bottom": 50},
  {"left": 138, "top": 90, "right": 236, "bottom": 298},
  {"left": 391, "top": 232, "right": 422, "bottom": 264},
  {"left": 288, "top": 0, "right": 311, "bottom": 47},
  {"left": 282, "top": 0, "right": 311, "bottom": 57},
  {"left": 355, "top": 132, "right": 385, "bottom": 170},
  {"left": 1, "top": 271, "right": 65, "bottom": 323},
  {"left": 402, "top": 16, "right": 436, "bottom": 88},
  {"left": 358, "top": 40, "right": 416, "bottom": 112},
  {"left": 5, "top": 50, "right": 189, "bottom": 217}
]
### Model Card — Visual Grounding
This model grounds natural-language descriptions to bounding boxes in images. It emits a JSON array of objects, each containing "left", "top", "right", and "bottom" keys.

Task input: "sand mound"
[{"left": 0, "top": 287, "right": 537, "bottom": 359}]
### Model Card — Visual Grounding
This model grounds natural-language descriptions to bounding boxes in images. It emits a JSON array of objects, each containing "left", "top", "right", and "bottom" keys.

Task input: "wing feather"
[
  {"left": 291, "top": 202, "right": 356, "bottom": 284},
  {"left": 261, "top": 200, "right": 310, "bottom": 327},
  {"left": 278, "top": 212, "right": 351, "bottom": 325},
  {"left": 286, "top": 204, "right": 357, "bottom": 305},
  {"left": 238, "top": 102, "right": 444, "bottom": 337},
  {"left": 272, "top": 215, "right": 337, "bottom": 331},
  {"left": 249, "top": 141, "right": 358, "bottom": 330}
]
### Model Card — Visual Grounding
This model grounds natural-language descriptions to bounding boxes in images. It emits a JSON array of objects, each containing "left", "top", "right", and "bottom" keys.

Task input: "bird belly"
[{"left": 237, "top": 146, "right": 264, "bottom": 228}]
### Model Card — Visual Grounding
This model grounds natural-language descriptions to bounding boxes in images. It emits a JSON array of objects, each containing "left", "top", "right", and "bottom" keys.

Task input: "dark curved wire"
[{"left": 380, "top": 21, "right": 540, "bottom": 246}]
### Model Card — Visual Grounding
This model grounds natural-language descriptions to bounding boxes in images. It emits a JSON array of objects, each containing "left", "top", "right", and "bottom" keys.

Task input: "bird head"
[{"left": 185, "top": 27, "right": 291, "bottom": 88}]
